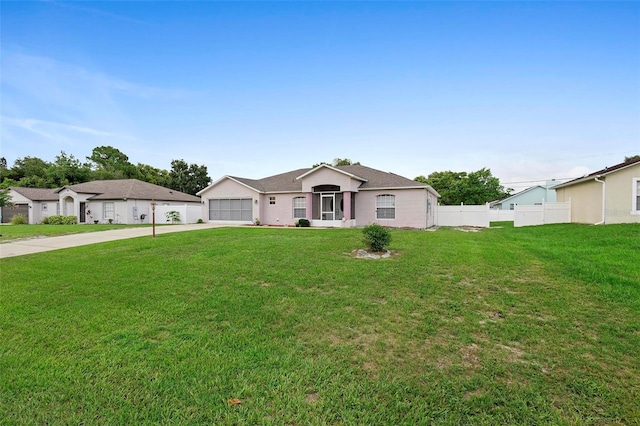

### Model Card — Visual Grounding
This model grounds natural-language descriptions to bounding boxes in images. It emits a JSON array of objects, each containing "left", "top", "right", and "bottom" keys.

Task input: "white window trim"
[
  {"left": 376, "top": 194, "right": 396, "bottom": 220},
  {"left": 632, "top": 178, "right": 640, "bottom": 215},
  {"left": 292, "top": 196, "right": 306, "bottom": 219},
  {"left": 103, "top": 202, "right": 115, "bottom": 220}
]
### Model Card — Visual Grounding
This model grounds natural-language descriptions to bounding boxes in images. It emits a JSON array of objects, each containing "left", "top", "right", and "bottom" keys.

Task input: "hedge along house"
[
  {"left": 197, "top": 164, "right": 440, "bottom": 228},
  {"left": 6, "top": 179, "right": 202, "bottom": 225},
  {"left": 553, "top": 156, "right": 640, "bottom": 225}
]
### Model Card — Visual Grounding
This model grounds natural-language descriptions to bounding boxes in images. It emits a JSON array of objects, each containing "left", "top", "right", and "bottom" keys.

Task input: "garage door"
[
  {"left": 208, "top": 198, "right": 253, "bottom": 221},
  {"left": 1, "top": 204, "right": 29, "bottom": 223}
]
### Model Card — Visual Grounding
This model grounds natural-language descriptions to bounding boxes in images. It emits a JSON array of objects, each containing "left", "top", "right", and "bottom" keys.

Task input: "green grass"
[
  {"left": 0, "top": 224, "right": 149, "bottom": 242},
  {"left": 1, "top": 224, "right": 638, "bottom": 424}
]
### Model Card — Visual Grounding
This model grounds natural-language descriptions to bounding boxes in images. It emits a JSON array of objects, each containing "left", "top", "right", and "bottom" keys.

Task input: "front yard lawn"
[
  {"left": 1, "top": 224, "right": 638, "bottom": 424},
  {"left": 0, "top": 223, "right": 149, "bottom": 242}
]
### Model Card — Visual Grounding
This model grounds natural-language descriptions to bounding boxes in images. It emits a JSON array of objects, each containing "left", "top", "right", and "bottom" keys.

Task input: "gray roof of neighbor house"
[
  {"left": 226, "top": 164, "right": 438, "bottom": 194},
  {"left": 56, "top": 179, "right": 201, "bottom": 202},
  {"left": 553, "top": 156, "right": 640, "bottom": 189},
  {"left": 9, "top": 187, "right": 60, "bottom": 201}
]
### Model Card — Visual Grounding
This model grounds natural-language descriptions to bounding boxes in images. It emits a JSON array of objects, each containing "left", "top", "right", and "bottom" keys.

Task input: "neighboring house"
[
  {"left": 197, "top": 164, "right": 440, "bottom": 228},
  {"left": 491, "top": 181, "right": 558, "bottom": 210},
  {"left": 5, "top": 179, "right": 202, "bottom": 224},
  {"left": 1, "top": 187, "right": 59, "bottom": 224},
  {"left": 553, "top": 157, "right": 640, "bottom": 224}
]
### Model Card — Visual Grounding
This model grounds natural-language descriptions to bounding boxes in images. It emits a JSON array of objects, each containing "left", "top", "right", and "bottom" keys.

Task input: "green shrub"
[
  {"left": 46, "top": 215, "right": 77, "bottom": 225},
  {"left": 196, "top": 218, "right": 204, "bottom": 224},
  {"left": 362, "top": 223, "right": 391, "bottom": 252},
  {"left": 10, "top": 214, "right": 28, "bottom": 225},
  {"left": 296, "top": 218, "right": 310, "bottom": 227},
  {"left": 41, "top": 216, "right": 50, "bottom": 224}
]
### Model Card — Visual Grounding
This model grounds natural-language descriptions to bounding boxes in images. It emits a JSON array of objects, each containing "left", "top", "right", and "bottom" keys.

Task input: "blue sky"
[{"left": 1, "top": 1, "right": 639, "bottom": 191}]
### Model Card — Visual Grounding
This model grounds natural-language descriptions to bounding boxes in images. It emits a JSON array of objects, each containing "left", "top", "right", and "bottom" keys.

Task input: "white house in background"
[
  {"left": 491, "top": 181, "right": 558, "bottom": 210},
  {"left": 197, "top": 164, "right": 440, "bottom": 228},
  {"left": 1, "top": 187, "right": 59, "bottom": 224},
  {"left": 4, "top": 179, "right": 202, "bottom": 225}
]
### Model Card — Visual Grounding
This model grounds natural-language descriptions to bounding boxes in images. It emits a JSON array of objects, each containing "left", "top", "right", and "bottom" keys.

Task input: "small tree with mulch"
[{"left": 362, "top": 223, "right": 391, "bottom": 252}]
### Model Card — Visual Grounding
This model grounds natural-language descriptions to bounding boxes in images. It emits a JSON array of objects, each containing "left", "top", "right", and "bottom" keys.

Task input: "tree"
[
  {"left": 168, "top": 159, "right": 211, "bottom": 195},
  {"left": 312, "top": 158, "right": 361, "bottom": 168},
  {"left": 48, "top": 151, "right": 93, "bottom": 187},
  {"left": 88, "top": 146, "right": 137, "bottom": 179},
  {"left": 415, "top": 168, "right": 511, "bottom": 205},
  {"left": 0, "top": 188, "right": 12, "bottom": 207},
  {"left": 625, "top": 155, "right": 640, "bottom": 162},
  {"left": 6, "top": 157, "right": 53, "bottom": 188},
  {"left": 136, "top": 163, "right": 171, "bottom": 187}
]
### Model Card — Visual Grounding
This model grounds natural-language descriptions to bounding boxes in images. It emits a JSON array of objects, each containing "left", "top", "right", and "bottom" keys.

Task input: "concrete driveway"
[{"left": 0, "top": 223, "right": 227, "bottom": 259}]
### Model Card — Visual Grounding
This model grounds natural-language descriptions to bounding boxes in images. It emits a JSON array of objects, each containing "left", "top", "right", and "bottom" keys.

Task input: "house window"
[
  {"left": 269, "top": 196, "right": 276, "bottom": 205},
  {"left": 376, "top": 194, "right": 395, "bottom": 219},
  {"left": 42, "top": 203, "right": 48, "bottom": 211},
  {"left": 209, "top": 198, "right": 252, "bottom": 221},
  {"left": 103, "top": 202, "right": 115, "bottom": 220},
  {"left": 509, "top": 203, "right": 516, "bottom": 210},
  {"left": 633, "top": 178, "right": 640, "bottom": 214},
  {"left": 293, "top": 197, "right": 306, "bottom": 219}
]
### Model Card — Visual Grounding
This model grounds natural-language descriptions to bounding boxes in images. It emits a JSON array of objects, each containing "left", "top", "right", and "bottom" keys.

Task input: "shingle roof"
[
  {"left": 9, "top": 187, "right": 60, "bottom": 201},
  {"left": 553, "top": 157, "right": 640, "bottom": 189},
  {"left": 57, "top": 179, "right": 201, "bottom": 202},
  {"left": 225, "top": 164, "right": 436, "bottom": 194}
]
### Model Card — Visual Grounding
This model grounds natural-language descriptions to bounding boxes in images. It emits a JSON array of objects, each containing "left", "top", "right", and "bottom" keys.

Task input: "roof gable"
[
  {"left": 296, "top": 164, "right": 368, "bottom": 182},
  {"left": 201, "top": 164, "right": 439, "bottom": 196}
]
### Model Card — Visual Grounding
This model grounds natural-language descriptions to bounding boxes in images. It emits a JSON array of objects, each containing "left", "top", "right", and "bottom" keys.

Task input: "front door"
[{"left": 80, "top": 202, "right": 86, "bottom": 223}]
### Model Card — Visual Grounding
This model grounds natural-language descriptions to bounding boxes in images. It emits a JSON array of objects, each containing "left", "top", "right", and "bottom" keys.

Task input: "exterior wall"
[
  {"left": 556, "top": 180, "right": 602, "bottom": 224},
  {"left": 261, "top": 192, "right": 305, "bottom": 227},
  {"left": 34, "top": 200, "right": 60, "bottom": 224},
  {"left": 356, "top": 189, "right": 428, "bottom": 228},
  {"left": 300, "top": 168, "right": 360, "bottom": 193},
  {"left": 604, "top": 164, "right": 640, "bottom": 224},
  {"left": 556, "top": 164, "right": 640, "bottom": 224},
  {"left": 198, "top": 178, "right": 259, "bottom": 224}
]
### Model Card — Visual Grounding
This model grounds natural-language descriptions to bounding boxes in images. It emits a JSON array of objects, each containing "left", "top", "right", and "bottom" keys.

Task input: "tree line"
[
  {"left": 1, "top": 150, "right": 515, "bottom": 205},
  {"left": 0, "top": 146, "right": 211, "bottom": 196}
]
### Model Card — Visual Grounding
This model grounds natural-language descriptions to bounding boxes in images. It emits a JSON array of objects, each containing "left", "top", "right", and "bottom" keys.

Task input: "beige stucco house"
[
  {"left": 4, "top": 179, "right": 202, "bottom": 225},
  {"left": 554, "top": 157, "right": 640, "bottom": 224},
  {"left": 197, "top": 164, "right": 440, "bottom": 228}
]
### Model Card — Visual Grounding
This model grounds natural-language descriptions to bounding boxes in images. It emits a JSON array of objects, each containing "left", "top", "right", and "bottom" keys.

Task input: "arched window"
[{"left": 376, "top": 194, "right": 395, "bottom": 219}]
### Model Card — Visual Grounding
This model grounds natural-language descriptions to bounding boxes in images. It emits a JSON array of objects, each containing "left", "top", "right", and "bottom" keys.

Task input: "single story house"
[
  {"left": 197, "top": 164, "right": 440, "bottom": 228},
  {"left": 491, "top": 181, "right": 558, "bottom": 210},
  {"left": 4, "top": 179, "right": 202, "bottom": 225},
  {"left": 1, "top": 187, "right": 59, "bottom": 224},
  {"left": 553, "top": 157, "right": 640, "bottom": 224}
]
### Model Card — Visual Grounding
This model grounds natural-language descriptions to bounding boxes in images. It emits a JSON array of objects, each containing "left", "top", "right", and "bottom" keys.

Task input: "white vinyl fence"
[
  {"left": 437, "top": 203, "right": 490, "bottom": 228},
  {"left": 154, "top": 204, "right": 203, "bottom": 224},
  {"left": 514, "top": 201, "right": 571, "bottom": 227},
  {"left": 489, "top": 209, "right": 515, "bottom": 222},
  {"left": 437, "top": 201, "right": 571, "bottom": 228}
]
